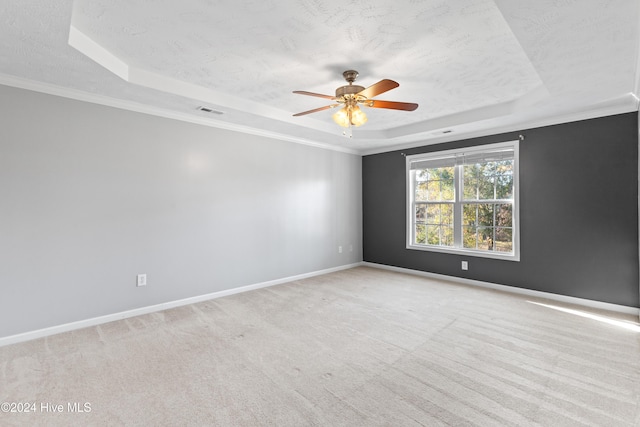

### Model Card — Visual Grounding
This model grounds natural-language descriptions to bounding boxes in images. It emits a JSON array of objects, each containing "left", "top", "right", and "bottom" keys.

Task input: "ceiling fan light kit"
[
  {"left": 293, "top": 70, "right": 418, "bottom": 137},
  {"left": 333, "top": 105, "right": 367, "bottom": 128}
]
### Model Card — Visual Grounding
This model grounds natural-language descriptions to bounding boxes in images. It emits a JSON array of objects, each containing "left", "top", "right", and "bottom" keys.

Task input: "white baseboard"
[
  {"left": 0, "top": 262, "right": 364, "bottom": 348},
  {"left": 4, "top": 261, "right": 635, "bottom": 347},
  {"left": 363, "top": 262, "right": 640, "bottom": 316}
]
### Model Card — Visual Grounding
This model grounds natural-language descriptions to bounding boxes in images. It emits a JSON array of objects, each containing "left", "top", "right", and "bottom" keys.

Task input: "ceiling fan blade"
[
  {"left": 357, "top": 79, "right": 399, "bottom": 99},
  {"left": 292, "top": 104, "right": 339, "bottom": 117},
  {"left": 293, "top": 90, "right": 336, "bottom": 100},
  {"left": 365, "top": 100, "right": 419, "bottom": 111}
]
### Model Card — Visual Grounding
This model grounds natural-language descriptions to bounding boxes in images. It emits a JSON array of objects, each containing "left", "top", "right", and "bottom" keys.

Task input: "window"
[{"left": 407, "top": 141, "right": 519, "bottom": 260}]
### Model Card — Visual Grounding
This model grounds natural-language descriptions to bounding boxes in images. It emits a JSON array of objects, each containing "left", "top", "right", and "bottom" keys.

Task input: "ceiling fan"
[{"left": 292, "top": 70, "right": 419, "bottom": 132}]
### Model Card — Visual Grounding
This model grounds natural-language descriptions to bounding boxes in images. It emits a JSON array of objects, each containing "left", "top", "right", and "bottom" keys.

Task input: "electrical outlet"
[
  {"left": 461, "top": 261, "right": 468, "bottom": 271},
  {"left": 338, "top": 246, "right": 343, "bottom": 253},
  {"left": 137, "top": 274, "right": 147, "bottom": 287}
]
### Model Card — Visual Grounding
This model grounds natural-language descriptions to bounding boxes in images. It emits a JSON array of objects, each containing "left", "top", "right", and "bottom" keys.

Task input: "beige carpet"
[{"left": 1, "top": 266, "right": 639, "bottom": 426}]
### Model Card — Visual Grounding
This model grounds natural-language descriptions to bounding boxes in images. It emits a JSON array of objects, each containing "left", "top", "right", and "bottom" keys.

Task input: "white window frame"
[{"left": 406, "top": 140, "right": 520, "bottom": 261}]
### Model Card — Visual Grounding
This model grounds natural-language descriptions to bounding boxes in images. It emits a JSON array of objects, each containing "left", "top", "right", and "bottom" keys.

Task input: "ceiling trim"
[
  {"left": 2, "top": 72, "right": 636, "bottom": 158},
  {"left": 68, "top": 25, "right": 339, "bottom": 135},
  {"left": 368, "top": 85, "right": 551, "bottom": 141},
  {"left": 67, "top": 25, "right": 130, "bottom": 81},
  {"left": 360, "top": 93, "right": 640, "bottom": 156},
  {"left": 0, "top": 73, "right": 360, "bottom": 155},
  {"left": 2, "top": 72, "right": 635, "bottom": 158}
]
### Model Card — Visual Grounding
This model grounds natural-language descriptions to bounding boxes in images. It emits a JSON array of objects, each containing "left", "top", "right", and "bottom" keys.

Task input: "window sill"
[{"left": 406, "top": 244, "right": 520, "bottom": 261}]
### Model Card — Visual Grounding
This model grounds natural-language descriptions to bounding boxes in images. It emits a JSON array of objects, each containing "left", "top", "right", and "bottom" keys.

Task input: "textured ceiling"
[{"left": 1, "top": 0, "right": 639, "bottom": 153}]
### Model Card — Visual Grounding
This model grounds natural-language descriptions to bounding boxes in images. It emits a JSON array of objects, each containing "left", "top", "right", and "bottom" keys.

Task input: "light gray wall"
[{"left": 0, "top": 85, "right": 362, "bottom": 338}]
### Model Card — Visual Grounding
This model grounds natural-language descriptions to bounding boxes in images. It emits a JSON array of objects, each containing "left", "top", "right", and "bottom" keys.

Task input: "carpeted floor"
[{"left": 1, "top": 266, "right": 639, "bottom": 426}]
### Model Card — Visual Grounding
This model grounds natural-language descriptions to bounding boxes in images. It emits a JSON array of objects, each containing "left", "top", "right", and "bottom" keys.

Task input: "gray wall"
[
  {"left": 363, "top": 113, "right": 639, "bottom": 308},
  {"left": 0, "top": 84, "right": 362, "bottom": 338}
]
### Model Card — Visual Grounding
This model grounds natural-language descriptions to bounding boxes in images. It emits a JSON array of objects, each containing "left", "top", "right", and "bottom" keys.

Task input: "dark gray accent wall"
[{"left": 363, "top": 113, "right": 639, "bottom": 307}]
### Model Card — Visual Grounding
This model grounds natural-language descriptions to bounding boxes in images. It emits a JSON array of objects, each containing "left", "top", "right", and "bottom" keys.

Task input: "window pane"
[
  {"left": 463, "top": 226, "right": 477, "bottom": 249},
  {"left": 478, "top": 174, "right": 494, "bottom": 199},
  {"left": 477, "top": 204, "right": 494, "bottom": 227},
  {"left": 463, "top": 165, "right": 478, "bottom": 200},
  {"left": 415, "top": 182, "right": 428, "bottom": 201},
  {"left": 463, "top": 204, "right": 477, "bottom": 226},
  {"left": 424, "top": 203, "right": 454, "bottom": 226},
  {"left": 415, "top": 205, "right": 426, "bottom": 223},
  {"left": 463, "top": 180, "right": 477, "bottom": 200},
  {"left": 495, "top": 161, "right": 513, "bottom": 174},
  {"left": 466, "top": 160, "right": 515, "bottom": 200},
  {"left": 495, "top": 228, "right": 513, "bottom": 252},
  {"left": 426, "top": 204, "right": 440, "bottom": 224},
  {"left": 496, "top": 204, "right": 512, "bottom": 227},
  {"left": 483, "top": 161, "right": 497, "bottom": 174},
  {"left": 442, "top": 226, "right": 454, "bottom": 246},
  {"left": 426, "top": 225, "right": 454, "bottom": 247},
  {"left": 427, "top": 180, "right": 440, "bottom": 201},
  {"left": 422, "top": 167, "right": 455, "bottom": 201},
  {"left": 416, "top": 170, "right": 429, "bottom": 181},
  {"left": 441, "top": 179, "right": 454, "bottom": 201},
  {"left": 441, "top": 204, "right": 453, "bottom": 225},
  {"left": 477, "top": 227, "right": 493, "bottom": 250},
  {"left": 427, "top": 225, "right": 440, "bottom": 245},
  {"left": 415, "top": 224, "right": 426, "bottom": 244},
  {"left": 495, "top": 173, "right": 513, "bottom": 199}
]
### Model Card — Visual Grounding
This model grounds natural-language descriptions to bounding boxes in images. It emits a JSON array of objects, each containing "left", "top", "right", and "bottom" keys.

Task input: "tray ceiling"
[{"left": 1, "top": 0, "right": 639, "bottom": 153}]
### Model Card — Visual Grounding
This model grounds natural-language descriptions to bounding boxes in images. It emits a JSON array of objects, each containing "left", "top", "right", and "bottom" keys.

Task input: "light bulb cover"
[
  {"left": 332, "top": 105, "right": 368, "bottom": 128},
  {"left": 332, "top": 107, "right": 350, "bottom": 127},
  {"left": 350, "top": 106, "right": 367, "bottom": 127}
]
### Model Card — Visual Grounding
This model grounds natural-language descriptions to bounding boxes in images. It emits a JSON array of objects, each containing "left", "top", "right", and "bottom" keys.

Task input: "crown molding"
[
  {"left": 0, "top": 74, "right": 360, "bottom": 155},
  {"left": 3, "top": 72, "right": 636, "bottom": 158},
  {"left": 360, "top": 93, "right": 640, "bottom": 156}
]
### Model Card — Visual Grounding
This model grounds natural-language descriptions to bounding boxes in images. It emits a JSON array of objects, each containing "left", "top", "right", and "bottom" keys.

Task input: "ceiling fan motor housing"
[
  {"left": 336, "top": 69, "right": 364, "bottom": 99},
  {"left": 335, "top": 84, "right": 365, "bottom": 98}
]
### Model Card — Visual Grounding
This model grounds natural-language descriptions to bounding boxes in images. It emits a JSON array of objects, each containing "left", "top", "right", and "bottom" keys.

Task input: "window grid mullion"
[
  {"left": 492, "top": 203, "right": 497, "bottom": 251},
  {"left": 412, "top": 172, "right": 418, "bottom": 244},
  {"left": 453, "top": 164, "right": 462, "bottom": 247}
]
